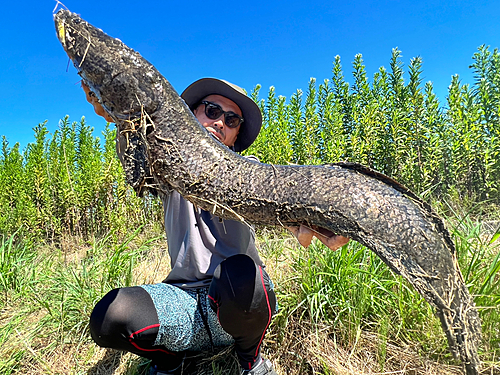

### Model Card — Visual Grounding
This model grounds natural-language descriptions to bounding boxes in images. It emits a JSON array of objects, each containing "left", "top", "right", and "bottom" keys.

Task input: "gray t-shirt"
[{"left": 161, "top": 181, "right": 264, "bottom": 289}]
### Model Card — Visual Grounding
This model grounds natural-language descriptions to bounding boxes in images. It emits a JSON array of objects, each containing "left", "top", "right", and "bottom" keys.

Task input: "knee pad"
[{"left": 90, "top": 286, "right": 158, "bottom": 349}]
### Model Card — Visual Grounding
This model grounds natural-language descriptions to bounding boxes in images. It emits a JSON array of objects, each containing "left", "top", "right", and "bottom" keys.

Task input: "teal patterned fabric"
[{"left": 140, "top": 283, "right": 234, "bottom": 352}]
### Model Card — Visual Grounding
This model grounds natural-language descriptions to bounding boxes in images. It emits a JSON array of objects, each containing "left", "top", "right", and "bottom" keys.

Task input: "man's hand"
[
  {"left": 288, "top": 225, "right": 349, "bottom": 251},
  {"left": 82, "top": 81, "right": 114, "bottom": 123}
]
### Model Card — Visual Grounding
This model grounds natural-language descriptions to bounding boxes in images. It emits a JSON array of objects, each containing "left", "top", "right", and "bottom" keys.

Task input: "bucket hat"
[{"left": 181, "top": 78, "right": 262, "bottom": 152}]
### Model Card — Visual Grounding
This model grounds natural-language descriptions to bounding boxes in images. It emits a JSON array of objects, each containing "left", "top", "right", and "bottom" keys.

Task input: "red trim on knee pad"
[
  {"left": 253, "top": 266, "right": 272, "bottom": 360},
  {"left": 128, "top": 324, "right": 176, "bottom": 355},
  {"left": 208, "top": 294, "right": 220, "bottom": 321}
]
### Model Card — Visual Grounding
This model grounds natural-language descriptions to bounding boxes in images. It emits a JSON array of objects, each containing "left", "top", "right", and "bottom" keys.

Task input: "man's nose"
[{"left": 213, "top": 118, "right": 225, "bottom": 129}]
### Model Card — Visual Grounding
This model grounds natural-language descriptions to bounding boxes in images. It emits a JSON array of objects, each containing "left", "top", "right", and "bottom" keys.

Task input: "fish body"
[{"left": 54, "top": 9, "right": 482, "bottom": 374}]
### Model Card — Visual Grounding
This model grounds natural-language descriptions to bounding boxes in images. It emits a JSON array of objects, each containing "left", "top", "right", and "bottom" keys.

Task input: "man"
[{"left": 85, "top": 78, "right": 349, "bottom": 375}]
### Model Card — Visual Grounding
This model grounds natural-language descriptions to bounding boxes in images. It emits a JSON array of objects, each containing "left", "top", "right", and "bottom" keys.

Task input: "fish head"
[{"left": 54, "top": 9, "right": 161, "bottom": 122}]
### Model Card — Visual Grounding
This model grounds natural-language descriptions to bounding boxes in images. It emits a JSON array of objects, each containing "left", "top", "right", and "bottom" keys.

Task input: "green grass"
[
  {"left": 0, "top": 230, "right": 38, "bottom": 297},
  {"left": 0, "top": 226, "right": 165, "bottom": 374},
  {"left": 0, "top": 212, "right": 499, "bottom": 374},
  {"left": 266, "top": 235, "right": 449, "bottom": 373},
  {"left": 259, "top": 215, "right": 500, "bottom": 374}
]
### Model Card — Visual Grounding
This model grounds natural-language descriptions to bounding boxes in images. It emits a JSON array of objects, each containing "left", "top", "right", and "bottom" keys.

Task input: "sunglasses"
[{"left": 200, "top": 101, "right": 244, "bottom": 129}]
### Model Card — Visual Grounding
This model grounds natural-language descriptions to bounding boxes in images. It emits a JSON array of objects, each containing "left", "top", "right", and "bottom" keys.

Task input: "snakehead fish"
[{"left": 54, "top": 9, "right": 482, "bottom": 374}]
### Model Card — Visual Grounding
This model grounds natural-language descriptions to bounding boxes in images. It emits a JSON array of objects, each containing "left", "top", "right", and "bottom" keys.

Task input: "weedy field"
[
  {"left": 0, "top": 214, "right": 499, "bottom": 374},
  {"left": 1, "top": 46, "right": 500, "bottom": 374}
]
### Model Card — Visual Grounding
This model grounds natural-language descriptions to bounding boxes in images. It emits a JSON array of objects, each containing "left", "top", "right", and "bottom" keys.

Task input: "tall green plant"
[
  {"left": 0, "top": 139, "right": 25, "bottom": 236},
  {"left": 247, "top": 45, "right": 500, "bottom": 205},
  {"left": 0, "top": 117, "right": 162, "bottom": 241}
]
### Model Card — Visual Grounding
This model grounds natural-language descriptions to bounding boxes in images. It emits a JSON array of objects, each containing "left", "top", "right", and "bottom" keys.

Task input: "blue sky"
[{"left": 1, "top": 0, "right": 499, "bottom": 151}]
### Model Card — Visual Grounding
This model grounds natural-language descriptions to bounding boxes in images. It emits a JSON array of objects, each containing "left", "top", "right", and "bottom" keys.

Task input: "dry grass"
[
  {"left": 0, "top": 229, "right": 171, "bottom": 375},
  {"left": 2, "top": 227, "right": 499, "bottom": 375},
  {"left": 7, "top": 322, "right": 497, "bottom": 375},
  {"left": 263, "top": 320, "right": 465, "bottom": 375}
]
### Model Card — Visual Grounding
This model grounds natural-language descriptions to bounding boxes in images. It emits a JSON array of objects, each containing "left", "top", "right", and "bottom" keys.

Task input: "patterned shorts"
[{"left": 140, "top": 283, "right": 234, "bottom": 352}]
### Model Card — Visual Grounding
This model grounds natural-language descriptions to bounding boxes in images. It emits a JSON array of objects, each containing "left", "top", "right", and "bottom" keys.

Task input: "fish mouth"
[
  {"left": 53, "top": 9, "right": 153, "bottom": 121},
  {"left": 54, "top": 11, "right": 69, "bottom": 55},
  {"left": 54, "top": 9, "right": 81, "bottom": 62}
]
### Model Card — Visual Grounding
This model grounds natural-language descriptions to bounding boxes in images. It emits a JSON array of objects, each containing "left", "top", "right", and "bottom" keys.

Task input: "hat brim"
[{"left": 181, "top": 78, "right": 262, "bottom": 152}]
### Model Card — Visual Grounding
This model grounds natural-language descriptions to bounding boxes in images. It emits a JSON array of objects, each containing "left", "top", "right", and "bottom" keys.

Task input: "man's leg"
[
  {"left": 89, "top": 286, "right": 184, "bottom": 370},
  {"left": 208, "top": 254, "right": 277, "bottom": 371}
]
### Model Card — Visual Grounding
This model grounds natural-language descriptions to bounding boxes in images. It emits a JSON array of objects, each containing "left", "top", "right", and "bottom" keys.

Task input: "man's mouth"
[{"left": 207, "top": 127, "right": 224, "bottom": 142}]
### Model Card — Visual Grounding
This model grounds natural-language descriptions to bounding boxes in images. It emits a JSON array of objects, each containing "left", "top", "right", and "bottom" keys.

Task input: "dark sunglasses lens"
[
  {"left": 203, "top": 102, "right": 242, "bottom": 128},
  {"left": 224, "top": 114, "right": 241, "bottom": 128},
  {"left": 205, "top": 103, "right": 223, "bottom": 120}
]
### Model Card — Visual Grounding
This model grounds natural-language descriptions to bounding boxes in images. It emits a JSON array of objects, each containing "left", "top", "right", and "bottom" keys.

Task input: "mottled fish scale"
[{"left": 54, "top": 9, "right": 482, "bottom": 374}]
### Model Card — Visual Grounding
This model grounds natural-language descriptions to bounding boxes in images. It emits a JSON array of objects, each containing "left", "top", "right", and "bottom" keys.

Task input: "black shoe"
[
  {"left": 241, "top": 358, "right": 277, "bottom": 375},
  {"left": 149, "top": 364, "right": 178, "bottom": 375},
  {"left": 148, "top": 360, "right": 197, "bottom": 375}
]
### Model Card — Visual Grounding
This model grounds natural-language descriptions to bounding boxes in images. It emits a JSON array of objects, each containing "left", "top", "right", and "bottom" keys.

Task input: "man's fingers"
[
  {"left": 297, "top": 225, "right": 313, "bottom": 248},
  {"left": 94, "top": 104, "right": 114, "bottom": 122},
  {"left": 288, "top": 225, "right": 349, "bottom": 250},
  {"left": 320, "top": 234, "right": 350, "bottom": 251},
  {"left": 82, "top": 81, "right": 93, "bottom": 103},
  {"left": 81, "top": 81, "right": 114, "bottom": 122},
  {"left": 308, "top": 224, "right": 349, "bottom": 251},
  {"left": 287, "top": 226, "right": 312, "bottom": 248}
]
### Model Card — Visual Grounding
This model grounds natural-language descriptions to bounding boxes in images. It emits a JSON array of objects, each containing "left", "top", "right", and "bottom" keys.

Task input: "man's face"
[{"left": 193, "top": 94, "right": 241, "bottom": 148}]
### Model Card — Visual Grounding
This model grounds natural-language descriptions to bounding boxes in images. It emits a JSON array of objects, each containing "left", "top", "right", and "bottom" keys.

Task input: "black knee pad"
[
  {"left": 209, "top": 254, "right": 276, "bottom": 328},
  {"left": 90, "top": 286, "right": 159, "bottom": 349},
  {"left": 209, "top": 255, "right": 276, "bottom": 366},
  {"left": 210, "top": 254, "right": 258, "bottom": 311}
]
